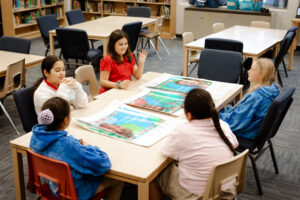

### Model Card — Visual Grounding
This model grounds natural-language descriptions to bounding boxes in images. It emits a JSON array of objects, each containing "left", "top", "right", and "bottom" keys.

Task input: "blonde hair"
[{"left": 247, "top": 58, "right": 277, "bottom": 94}]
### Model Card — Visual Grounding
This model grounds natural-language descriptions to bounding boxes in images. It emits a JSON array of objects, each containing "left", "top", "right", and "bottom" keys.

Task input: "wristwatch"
[{"left": 116, "top": 80, "right": 121, "bottom": 89}]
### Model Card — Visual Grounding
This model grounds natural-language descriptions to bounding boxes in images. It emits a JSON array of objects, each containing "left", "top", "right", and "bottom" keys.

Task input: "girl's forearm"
[
  {"left": 134, "top": 64, "right": 144, "bottom": 79},
  {"left": 100, "top": 80, "right": 118, "bottom": 89}
]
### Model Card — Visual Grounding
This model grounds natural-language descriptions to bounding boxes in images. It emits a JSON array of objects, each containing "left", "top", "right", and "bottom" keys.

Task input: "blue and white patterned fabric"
[{"left": 219, "top": 83, "right": 280, "bottom": 139}]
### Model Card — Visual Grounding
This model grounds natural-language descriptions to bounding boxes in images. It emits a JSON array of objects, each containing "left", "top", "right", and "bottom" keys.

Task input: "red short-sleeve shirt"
[{"left": 99, "top": 53, "right": 136, "bottom": 94}]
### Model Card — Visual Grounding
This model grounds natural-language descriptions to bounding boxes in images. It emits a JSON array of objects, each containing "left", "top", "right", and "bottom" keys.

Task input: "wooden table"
[
  {"left": 49, "top": 16, "right": 157, "bottom": 57},
  {"left": 291, "top": 18, "right": 300, "bottom": 70},
  {"left": 0, "top": 51, "right": 44, "bottom": 77},
  {"left": 183, "top": 25, "right": 287, "bottom": 76},
  {"left": 10, "top": 72, "right": 243, "bottom": 200}
]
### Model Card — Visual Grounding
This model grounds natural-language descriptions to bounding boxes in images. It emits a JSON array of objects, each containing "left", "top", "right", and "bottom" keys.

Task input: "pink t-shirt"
[{"left": 161, "top": 119, "right": 239, "bottom": 196}]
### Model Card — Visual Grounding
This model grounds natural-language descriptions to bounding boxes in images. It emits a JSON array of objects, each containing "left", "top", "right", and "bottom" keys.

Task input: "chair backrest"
[
  {"left": 197, "top": 49, "right": 242, "bottom": 83},
  {"left": 182, "top": 32, "right": 194, "bottom": 46},
  {"left": 212, "top": 22, "right": 225, "bottom": 33},
  {"left": 27, "top": 149, "right": 78, "bottom": 200},
  {"left": 122, "top": 21, "right": 142, "bottom": 52},
  {"left": 0, "top": 36, "right": 31, "bottom": 54},
  {"left": 36, "top": 15, "right": 59, "bottom": 45},
  {"left": 153, "top": 15, "right": 164, "bottom": 35},
  {"left": 56, "top": 27, "right": 90, "bottom": 60},
  {"left": 0, "top": 59, "right": 25, "bottom": 99},
  {"left": 75, "top": 65, "right": 99, "bottom": 100},
  {"left": 274, "top": 32, "right": 295, "bottom": 68},
  {"left": 255, "top": 87, "right": 296, "bottom": 151},
  {"left": 287, "top": 26, "right": 297, "bottom": 34},
  {"left": 205, "top": 38, "right": 243, "bottom": 53},
  {"left": 13, "top": 86, "right": 38, "bottom": 133},
  {"left": 250, "top": 21, "right": 270, "bottom": 28},
  {"left": 127, "top": 6, "right": 151, "bottom": 17},
  {"left": 202, "top": 149, "right": 249, "bottom": 200},
  {"left": 66, "top": 9, "right": 85, "bottom": 25}
]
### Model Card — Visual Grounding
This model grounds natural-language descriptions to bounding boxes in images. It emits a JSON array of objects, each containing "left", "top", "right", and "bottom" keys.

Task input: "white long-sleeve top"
[
  {"left": 34, "top": 79, "right": 88, "bottom": 115},
  {"left": 161, "top": 119, "right": 239, "bottom": 197}
]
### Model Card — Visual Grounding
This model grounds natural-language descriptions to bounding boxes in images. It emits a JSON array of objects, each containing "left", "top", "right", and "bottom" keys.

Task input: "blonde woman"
[{"left": 219, "top": 58, "right": 280, "bottom": 139}]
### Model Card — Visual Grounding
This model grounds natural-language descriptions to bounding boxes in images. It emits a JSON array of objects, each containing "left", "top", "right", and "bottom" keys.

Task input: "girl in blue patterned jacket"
[
  {"left": 219, "top": 58, "right": 280, "bottom": 139},
  {"left": 30, "top": 97, "right": 123, "bottom": 200}
]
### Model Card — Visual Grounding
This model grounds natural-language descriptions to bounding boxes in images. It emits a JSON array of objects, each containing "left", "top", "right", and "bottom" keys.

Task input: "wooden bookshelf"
[
  {"left": 0, "top": 0, "right": 66, "bottom": 39},
  {"left": 71, "top": 0, "right": 176, "bottom": 39}
]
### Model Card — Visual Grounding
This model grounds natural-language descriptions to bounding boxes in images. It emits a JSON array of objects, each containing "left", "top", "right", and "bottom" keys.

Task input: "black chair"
[
  {"left": 204, "top": 38, "right": 243, "bottom": 53},
  {"left": 122, "top": 21, "right": 142, "bottom": 53},
  {"left": 13, "top": 86, "right": 38, "bottom": 133},
  {"left": 197, "top": 49, "right": 243, "bottom": 83},
  {"left": 0, "top": 36, "right": 31, "bottom": 54},
  {"left": 56, "top": 27, "right": 102, "bottom": 70},
  {"left": 36, "top": 15, "right": 61, "bottom": 56},
  {"left": 236, "top": 87, "right": 296, "bottom": 195},
  {"left": 274, "top": 32, "right": 295, "bottom": 86},
  {"left": 65, "top": 9, "right": 85, "bottom": 25}
]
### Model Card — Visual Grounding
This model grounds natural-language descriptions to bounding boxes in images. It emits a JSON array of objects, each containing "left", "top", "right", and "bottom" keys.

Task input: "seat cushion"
[{"left": 88, "top": 49, "right": 102, "bottom": 61}]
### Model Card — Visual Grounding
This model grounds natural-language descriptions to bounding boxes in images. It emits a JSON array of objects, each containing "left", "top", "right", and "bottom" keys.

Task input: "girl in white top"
[
  {"left": 150, "top": 88, "right": 239, "bottom": 200},
  {"left": 33, "top": 55, "right": 88, "bottom": 115}
]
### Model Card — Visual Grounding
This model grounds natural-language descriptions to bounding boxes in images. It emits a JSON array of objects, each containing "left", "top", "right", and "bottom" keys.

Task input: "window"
[{"left": 263, "top": 0, "right": 288, "bottom": 8}]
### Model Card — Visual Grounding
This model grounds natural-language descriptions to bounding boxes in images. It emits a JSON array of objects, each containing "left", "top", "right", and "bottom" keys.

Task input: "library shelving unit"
[
  {"left": 0, "top": 0, "right": 66, "bottom": 39},
  {"left": 71, "top": 0, "right": 176, "bottom": 39}
]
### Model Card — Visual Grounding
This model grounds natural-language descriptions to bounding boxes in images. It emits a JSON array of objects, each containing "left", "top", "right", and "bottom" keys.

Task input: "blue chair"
[
  {"left": 56, "top": 27, "right": 102, "bottom": 70},
  {"left": 0, "top": 36, "right": 31, "bottom": 54},
  {"left": 122, "top": 21, "right": 142, "bottom": 53},
  {"left": 197, "top": 49, "right": 243, "bottom": 83},
  {"left": 236, "top": 87, "right": 296, "bottom": 195},
  {"left": 13, "top": 86, "right": 38, "bottom": 133},
  {"left": 36, "top": 15, "right": 61, "bottom": 56}
]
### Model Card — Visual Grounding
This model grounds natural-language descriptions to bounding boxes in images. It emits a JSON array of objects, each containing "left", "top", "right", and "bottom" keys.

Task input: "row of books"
[
  {"left": 137, "top": 0, "right": 170, "bottom": 3},
  {"left": 160, "top": 5, "right": 170, "bottom": 19},
  {"left": 14, "top": 10, "right": 40, "bottom": 24},
  {"left": 41, "top": 0, "right": 63, "bottom": 5},
  {"left": 14, "top": 0, "right": 37, "bottom": 9}
]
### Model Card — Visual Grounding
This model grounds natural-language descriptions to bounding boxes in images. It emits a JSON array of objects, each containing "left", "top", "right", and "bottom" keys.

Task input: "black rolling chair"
[
  {"left": 56, "top": 27, "right": 102, "bottom": 70},
  {"left": 236, "top": 87, "right": 296, "bottom": 195},
  {"left": 36, "top": 15, "right": 61, "bottom": 57},
  {"left": 274, "top": 32, "right": 295, "bottom": 86},
  {"left": 204, "top": 38, "right": 243, "bottom": 53},
  {"left": 0, "top": 36, "right": 31, "bottom": 54},
  {"left": 13, "top": 86, "right": 38, "bottom": 133},
  {"left": 197, "top": 49, "right": 243, "bottom": 83},
  {"left": 122, "top": 21, "right": 142, "bottom": 53}
]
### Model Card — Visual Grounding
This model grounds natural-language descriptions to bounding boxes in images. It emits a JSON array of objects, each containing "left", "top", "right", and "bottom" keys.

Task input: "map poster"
[
  {"left": 124, "top": 89, "right": 185, "bottom": 116},
  {"left": 73, "top": 101, "right": 178, "bottom": 147}
]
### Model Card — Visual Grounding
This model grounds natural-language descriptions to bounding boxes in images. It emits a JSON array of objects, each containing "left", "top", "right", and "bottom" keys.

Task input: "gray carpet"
[{"left": 0, "top": 37, "right": 300, "bottom": 199}]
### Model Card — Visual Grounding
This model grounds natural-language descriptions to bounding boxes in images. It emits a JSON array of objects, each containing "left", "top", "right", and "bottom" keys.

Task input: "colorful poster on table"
[
  {"left": 73, "top": 101, "right": 178, "bottom": 147},
  {"left": 124, "top": 89, "right": 185, "bottom": 116}
]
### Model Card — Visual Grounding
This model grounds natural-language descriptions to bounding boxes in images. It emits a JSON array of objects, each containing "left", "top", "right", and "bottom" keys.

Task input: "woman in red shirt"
[{"left": 99, "top": 29, "right": 148, "bottom": 94}]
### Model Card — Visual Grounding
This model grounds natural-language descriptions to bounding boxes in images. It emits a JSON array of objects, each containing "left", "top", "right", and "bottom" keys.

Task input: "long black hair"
[{"left": 184, "top": 88, "right": 236, "bottom": 153}]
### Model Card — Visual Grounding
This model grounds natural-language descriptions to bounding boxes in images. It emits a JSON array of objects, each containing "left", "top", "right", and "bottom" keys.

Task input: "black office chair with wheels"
[
  {"left": 197, "top": 49, "right": 243, "bottom": 83},
  {"left": 236, "top": 87, "right": 296, "bottom": 195},
  {"left": 13, "top": 86, "right": 38, "bottom": 133},
  {"left": 204, "top": 38, "right": 243, "bottom": 53},
  {"left": 36, "top": 15, "right": 61, "bottom": 57},
  {"left": 122, "top": 21, "right": 142, "bottom": 53},
  {"left": 56, "top": 27, "right": 102, "bottom": 70},
  {"left": 0, "top": 36, "right": 31, "bottom": 54}
]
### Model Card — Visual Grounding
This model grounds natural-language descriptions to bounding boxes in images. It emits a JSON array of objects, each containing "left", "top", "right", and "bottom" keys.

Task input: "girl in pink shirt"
[{"left": 150, "top": 88, "right": 239, "bottom": 200}]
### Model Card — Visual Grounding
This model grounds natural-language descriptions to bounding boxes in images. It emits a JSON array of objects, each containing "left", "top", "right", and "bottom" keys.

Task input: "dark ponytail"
[{"left": 184, "top": 88, "right": 236, "bottom": 154}]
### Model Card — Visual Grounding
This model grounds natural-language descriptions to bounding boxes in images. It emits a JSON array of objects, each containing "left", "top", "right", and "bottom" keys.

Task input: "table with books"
[
  {"left": 10, "top": 72, "right": 243, "bottom": 200},
  {"left": 49, "top": 16, "right": 157, "bottom": 57}
]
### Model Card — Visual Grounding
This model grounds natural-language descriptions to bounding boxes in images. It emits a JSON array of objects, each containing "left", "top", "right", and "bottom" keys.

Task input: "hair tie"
[{"left": 38, "top": 109, "right": 54, "bottom": 125}]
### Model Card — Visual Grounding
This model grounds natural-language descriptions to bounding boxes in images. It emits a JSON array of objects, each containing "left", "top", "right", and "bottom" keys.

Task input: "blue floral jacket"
[
  {"left": 219, "top": 83, "right": 280, "bottom": 139},
  {"left": 30, "top": 125, "right": 111, "bottom": 200}
]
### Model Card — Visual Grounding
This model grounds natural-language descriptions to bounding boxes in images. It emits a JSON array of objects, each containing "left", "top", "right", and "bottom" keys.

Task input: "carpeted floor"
[{"left": 0, "top": 36, "right": 300, "bottom": 199}]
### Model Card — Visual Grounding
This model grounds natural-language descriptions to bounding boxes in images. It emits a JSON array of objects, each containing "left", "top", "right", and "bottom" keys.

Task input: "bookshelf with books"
[
  {"left": 70, "top": 0, "right": 176, "bottom": 39},
  {"left": 0, "top": 0, "right": 65, "bottom": 39}
]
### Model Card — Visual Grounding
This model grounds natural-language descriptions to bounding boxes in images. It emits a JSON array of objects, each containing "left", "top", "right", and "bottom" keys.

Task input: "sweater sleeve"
[
  {"left": 70, "top": 81, "right": 88, "bottom": 109},
  {"left": 219, "top": 92, "right": 264, "bottom": 133},
  {"left": 34, "top": 87, "right": 57, "bottom": 115}
]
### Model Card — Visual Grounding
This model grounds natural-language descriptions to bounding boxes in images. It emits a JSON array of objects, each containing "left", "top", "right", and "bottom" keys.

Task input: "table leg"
[
  {"left": 49, "top": 32, "right": 55, "bottom": 56},
  {"left": 288, "top": 45, "right": 294, "bottom": 71},
  {"left": 138, "top": 182, "right": 149, "bottom": 200},
  {"left": 292, "top": 22, "right": 298, "bottom": 51},
  {"left": 12, "top": 148, "right": 26, "bottom": 200},
  {"left": 102, "top": 39, "right": 108, "bottom": 57},
  {"left": 183, "top": 47, "right": 189, "bottom": 77}
]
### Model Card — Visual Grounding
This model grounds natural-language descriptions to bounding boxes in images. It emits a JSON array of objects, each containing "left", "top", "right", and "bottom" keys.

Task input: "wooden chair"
[
  {"left": 202, "top": 149, "right": 249, "bottom": 200},
  {"left": 75, "top": 65, "right": 99, "bottom": 101},
  {"left": 212, "top": 23, "right": 225, "bottom": 33},
  {"left": 181, "top": 32, "right": 200, "bottom": 76},
  {"left": 250, "top": 21, "right": 270, "bottom": 28}
]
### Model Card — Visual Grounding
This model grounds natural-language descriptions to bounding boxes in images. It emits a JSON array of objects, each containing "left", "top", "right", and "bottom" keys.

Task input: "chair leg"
[
  {"left": 59, "top": 50, "right": 62, "bottom": 59},
  {"left": 249, "top": 154, "right": 263, "bottom": 195},
  {"left": 158, "top": 36, "right": 170, "bottom": 55},
  {"left": 66, "top": 59, "right": 70, "bottom": 69},
  {"left": 0, "top": 101, "right": 20, "bottom": 135},
  {"left": 149, "top": 39, "right": 161, "bottom": 60},
  {"left": 282, "top": 60, "right": 288, "bottom": 77},
  {"left": 277, "top": 69, "right": 283, "bottom": 87},
  {"left": 45, "top": 48, "right": 49, "bottom": 56},
  {"left": 268, "top": 140, "right": 279, "bottom": 174}
]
